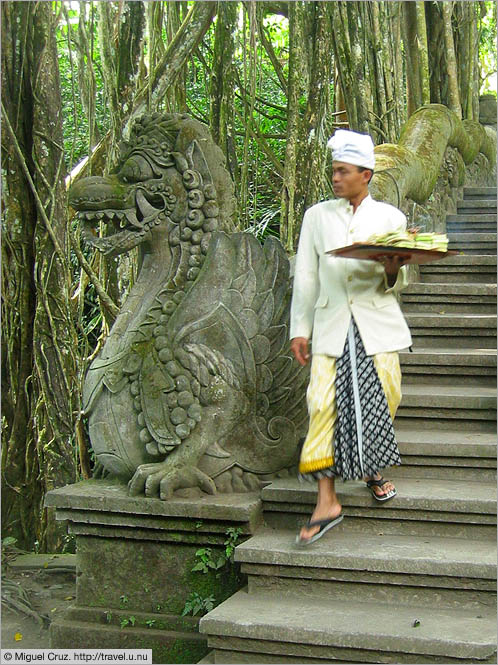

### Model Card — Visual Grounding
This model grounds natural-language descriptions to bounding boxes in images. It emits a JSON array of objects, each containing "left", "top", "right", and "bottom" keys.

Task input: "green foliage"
[
  {"left": 190, "top": 527, "right": 242, "bottom": 574},
  {"left": 191, "top": 547, "right": 226, "bottom": 574},
  {"left": 2, "top": 536, "right": 18, "bottom": 550},
  {"left": 224, "top": 527, "right": 243, "bottom": 560},
  {"left": 57, "top": 8, "right": 109, "bottom": 170},
  {"left": 181, "top": 526, "right": 244, "bottom": 618},
  {"left": 1, "top": 536, "right": 22, "bottom": 566},
  {"left": 120, "top": 615, "right": 136, "bottom": 629},
  {"left": 61, "top": 533, "right": 76, "bottom": 554},
  {"left": 478, "top": 1, "right": 497, "bottom": 93},
  {"left": 181, "top": 592, "right": 215, "bottom": 617}
]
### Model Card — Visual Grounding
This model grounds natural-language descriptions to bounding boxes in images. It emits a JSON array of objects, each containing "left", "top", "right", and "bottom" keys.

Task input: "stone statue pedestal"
[{"left": 45, "top": 479, "right": 262, "bottom": 663}]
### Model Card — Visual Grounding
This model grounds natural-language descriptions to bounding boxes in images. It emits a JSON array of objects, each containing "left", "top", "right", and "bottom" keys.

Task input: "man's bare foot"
[
  {"left": 299, "top": 502, "right": 342, "bottom": 542},
  {"left": 364, "top": 472, "right": 396, "bottom": 499}
]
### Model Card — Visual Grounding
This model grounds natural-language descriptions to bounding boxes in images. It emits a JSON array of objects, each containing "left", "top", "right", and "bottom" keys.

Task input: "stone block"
[{"left": 45, "top": 480, "right": 262, "bottom": 663}]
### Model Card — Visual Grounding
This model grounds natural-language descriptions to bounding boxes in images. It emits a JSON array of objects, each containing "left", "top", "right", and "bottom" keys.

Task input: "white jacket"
[{"left": 290, "top": 195, "right": 412, "bottom": 357}]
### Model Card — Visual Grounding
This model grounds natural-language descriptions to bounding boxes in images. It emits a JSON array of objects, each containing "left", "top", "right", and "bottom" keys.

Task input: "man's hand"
[
  {"left": 290, "top": 337, "right": 310, "bottom": 366},
  {"left": 374, "top": 253, "right": 410, "bottom": 287}
]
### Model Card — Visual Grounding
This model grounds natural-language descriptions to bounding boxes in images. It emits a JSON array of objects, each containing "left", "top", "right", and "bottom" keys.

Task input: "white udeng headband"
[{"left": 327, "top": 129, "right": 375, "bottom": 170}]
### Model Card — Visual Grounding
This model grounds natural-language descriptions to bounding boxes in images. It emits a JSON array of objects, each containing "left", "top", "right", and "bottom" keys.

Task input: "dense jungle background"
[{"left": 2, "top": 0, "right": 497, "bottom": 553}]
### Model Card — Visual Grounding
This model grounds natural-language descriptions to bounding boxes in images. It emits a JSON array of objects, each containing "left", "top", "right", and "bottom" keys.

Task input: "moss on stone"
[{"left": 371, "top": 103, "right": 496, "bottom": 206}]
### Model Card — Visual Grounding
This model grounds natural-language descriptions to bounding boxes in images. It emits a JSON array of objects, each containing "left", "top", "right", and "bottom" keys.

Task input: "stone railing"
[{"left": 370, "top": 103, "right": 496, "bottom": 233}]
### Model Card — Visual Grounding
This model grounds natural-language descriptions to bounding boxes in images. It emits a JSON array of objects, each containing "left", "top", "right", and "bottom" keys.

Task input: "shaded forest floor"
[{"left": 1, "top": 556, "right": 76, "bottom": 649}]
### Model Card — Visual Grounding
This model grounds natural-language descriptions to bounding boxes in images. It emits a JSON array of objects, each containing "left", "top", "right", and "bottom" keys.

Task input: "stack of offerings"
[{"left": 366, "top": 228, "right": 449, "bottom": 251}]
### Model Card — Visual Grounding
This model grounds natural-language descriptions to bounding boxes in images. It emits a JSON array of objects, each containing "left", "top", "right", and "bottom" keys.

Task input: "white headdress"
[{"left": 327, "top": 129, "right": 375, "bottom": 170}]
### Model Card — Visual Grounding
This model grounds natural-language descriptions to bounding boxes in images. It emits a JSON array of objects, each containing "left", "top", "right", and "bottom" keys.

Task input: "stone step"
[
  {"left": 404, "top": 313, "right": 496, "bottom": 349},
  {"left": 200, "top": 590, "right": 497, "bottom": 664},
  {"left": 235, "top": 529, "right": 496, "bottom": 610},
  {"left": 394, "top": 428, "right": 496, "bottom": 457},
  {"left": 50, "top": 615, "right": 207, "bottom": 659},
  {"left": 397, "top": 384, "right": 496, "bottom": 432},
  {"left": 446, "top": 221, "right": 496, "bottom": 233},
  {"left": 393, "top": 429, "right": 496, "bottom": 482},
  {"left": 7, "top": 553, "right": 77, "bottom": 571},
  {"left": 390, "top": 462, "right": 496, "bottom": 483},
  {"left": 457, "top": 199, "right": 497, "bottom": 211},
  {"left": 463, "top": 187, "right": 497, "bottom": 198},
  {"left": 400, "top": 383, "right": 496, "bottom": 409},
  {"left": 399, "top": 348, "right": 496, "bottom": 387},
  {"left": 419, "top": 261, "right": 496, "bottom": 284},
  {"left": 420, "top": 254, "right": 497, "bottom": 267},
  {"left": 402, "top": 282, "right": 496, "bottom": 314},
  {"left": 446, "top": 214, "right": 497, "bottom": 223},
  {"left": 261, "top": 478, "right": 497, "bottom": 540},
  {"left": 403, "top": 283, "right": 497, "bottom": 296},
  {"left": 447, "top": 232, "right": 497, "bottom": 254}
]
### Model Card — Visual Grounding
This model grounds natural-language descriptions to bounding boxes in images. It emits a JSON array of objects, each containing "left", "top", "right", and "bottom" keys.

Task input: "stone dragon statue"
[{"left": 69, "top": 113, "right": 309, "bottom": 500}]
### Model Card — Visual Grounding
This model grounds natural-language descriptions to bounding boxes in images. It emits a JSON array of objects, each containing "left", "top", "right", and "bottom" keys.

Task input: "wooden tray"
[{"left": 327, "top": 243, "right": 458, "bottom": 265}]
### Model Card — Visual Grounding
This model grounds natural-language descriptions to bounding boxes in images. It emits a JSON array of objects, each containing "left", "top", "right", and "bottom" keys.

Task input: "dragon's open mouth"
[{"left": 77, "top": 189, "right": 166, "bottom": 256}]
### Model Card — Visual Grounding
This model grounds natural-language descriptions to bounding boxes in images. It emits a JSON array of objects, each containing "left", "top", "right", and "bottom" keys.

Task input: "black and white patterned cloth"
[{"left": 299, "top": 319, "right": 401, "bottom": 482}]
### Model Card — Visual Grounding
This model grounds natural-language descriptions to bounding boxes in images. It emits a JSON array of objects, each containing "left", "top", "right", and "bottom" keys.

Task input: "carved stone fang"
[
  {"left": 136, "top": 189, "right": 164, "bottom": 227},
  {"left": 124, "top": 209, "right": 141, "bottom": 229}
]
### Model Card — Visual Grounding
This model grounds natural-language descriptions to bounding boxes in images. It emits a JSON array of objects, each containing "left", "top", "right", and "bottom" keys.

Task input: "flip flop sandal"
[
  {"left": 295, "top": 513, "right": 344, "bottom": 546},
  {"left": 366, "top": 477, "right": 397, "bottom": 502}
]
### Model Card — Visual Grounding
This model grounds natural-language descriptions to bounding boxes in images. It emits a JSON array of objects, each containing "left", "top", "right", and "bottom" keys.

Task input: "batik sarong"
[{"left": 298, "top": 319, "right": 402, "bottom": 481}]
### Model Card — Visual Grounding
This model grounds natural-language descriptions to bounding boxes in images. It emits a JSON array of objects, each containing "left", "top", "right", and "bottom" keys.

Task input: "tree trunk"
[
  {"left": 210, "top": 2, "right": 238, "bottom": 180},
  {"left": 388, "top": 2, "right": 406, "bottom": 138},
  {"left": 415, "top": 1, "right": 430, "bottom": 105},
  {"left": 98, "top": 1, "right": 145, "bottom": 167},
  {"left": 165, "top": 2, "right": 188, "bottom": 113},
  {"left": 125, "top": 1, "right": 216, "bottom": 137},
  {"left": 369, "top": 1, "right": 389, "bottom": 142},
  {"left": 280, "top": 0, "right": 307, "bottom": 252},
  {"left": 426, "top": 2, "right": 446, "bottom": 105},
  {"left": 455, "top": 1, "right": 479, "bottom": 120},
  {"left": 2, "top": 1, "right": 79, "bottom": 552},
  {"left": 77, "top": 1, "right": 100, "bottom": 154},
  {"left": 330, "top": 2, "right": 357, "bottom": 130},
  {"left": 346, "top": 2, "right": 369, "bottom": 133},
  {"left": 335, "top": 67, "right": 348, "bottom": 125},
  {"left": 295, "top": 1, "right": 333, "bottom": 213},
  {"left": 402, "top": 1, "right": 423, "bottom": 116},
  {"left": 67, "top": 2, "right": 216, "bottom": 184},
  {"left": 441, "top": 1, "right": 462, "bottom": 118},
  {"left": 471, "top": 3, "right": 480, "bottom": 121}
]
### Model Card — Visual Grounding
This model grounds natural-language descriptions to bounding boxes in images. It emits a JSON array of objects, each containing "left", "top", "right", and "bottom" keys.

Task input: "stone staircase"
[{"left": 199, "top": 187, "right": 497, "bottom": 663}]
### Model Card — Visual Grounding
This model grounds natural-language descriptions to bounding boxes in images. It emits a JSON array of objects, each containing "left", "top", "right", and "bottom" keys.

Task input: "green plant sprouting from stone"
[
  {"left": 181, "top": 527, "right": 244, "bottom": 617},
  {"left": 224, "top": 527, "right": 243, "bottom": 560},
  {"left": 181, "top": 592, "right": 215, "bottom": 617},
  {"left": 191, "top": 548, "right": 226, "bottom": 574},
  {"left": 120, "top": 615, "right": 136, "bottom": 629},
  {"left": 191, "top": 527, "right": 243, "bottom": 575}
]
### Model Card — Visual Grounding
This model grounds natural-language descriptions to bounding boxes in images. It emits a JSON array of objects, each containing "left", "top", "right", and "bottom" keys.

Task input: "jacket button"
[
  {"left": 349, "top": 299, "right": 353, "bottom": 304},
  {"left": 348, "top": 275, "right": 353, "bottom": 282}
]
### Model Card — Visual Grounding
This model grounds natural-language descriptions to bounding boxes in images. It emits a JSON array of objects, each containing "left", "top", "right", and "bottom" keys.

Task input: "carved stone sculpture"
[{"left": 69, "top": 113, "right": 309, "bottom": 499}]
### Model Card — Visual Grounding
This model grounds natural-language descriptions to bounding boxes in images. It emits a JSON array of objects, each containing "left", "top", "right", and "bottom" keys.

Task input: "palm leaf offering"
[{"left": 365, "top": 228, "right": 448, "bottom": 251}]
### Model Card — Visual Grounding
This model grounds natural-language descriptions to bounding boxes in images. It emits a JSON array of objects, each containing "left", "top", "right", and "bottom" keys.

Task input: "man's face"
[{"left": 332, "top": 161, "right": 371, "bottom": 200}]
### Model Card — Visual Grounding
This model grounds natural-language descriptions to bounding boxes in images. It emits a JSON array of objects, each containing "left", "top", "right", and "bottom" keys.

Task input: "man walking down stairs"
[{"left": 199, "top": 187, "right": 497, "bottom": 664}]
